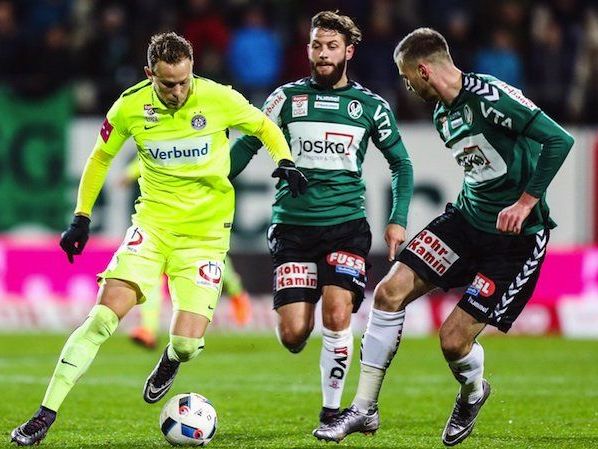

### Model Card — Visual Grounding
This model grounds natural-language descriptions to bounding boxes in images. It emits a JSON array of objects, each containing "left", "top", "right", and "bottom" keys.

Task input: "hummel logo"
[{"left": 60, "top": 358, "right": 77, "bottom": 367}]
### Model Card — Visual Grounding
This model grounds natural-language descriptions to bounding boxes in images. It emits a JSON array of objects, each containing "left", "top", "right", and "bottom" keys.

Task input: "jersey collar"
[
  {"left": 308, "top": 77, "right": 354, "bottom": 92},
  {"left": 444, "top": 73, "right": 467, "bottom": 111}
]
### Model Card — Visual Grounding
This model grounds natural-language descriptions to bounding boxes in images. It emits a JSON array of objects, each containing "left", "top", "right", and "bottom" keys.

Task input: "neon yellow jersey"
[{"left": 91, "top": 76, "right": 290, "bottom": 236}]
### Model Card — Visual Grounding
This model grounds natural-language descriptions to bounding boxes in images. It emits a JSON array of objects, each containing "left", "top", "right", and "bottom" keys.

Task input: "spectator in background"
[
  {"left": 79, "top": 3, "right": 137, "bottom": 112},
  {"left": 21, "top": 0, "right": 73, "bottom": 40},
  {"left": 281, "top": 14, "right": 311, "bottom": 83},
  {"left": 181, "top": 0, "right": 230, "bottom": 81},
  {"left": 529, "top": 7, "right": 576, "bottom": 120},
  {"left": 355, "top": 4, "right": 399, "bottom": 103},
  {"left": 12, "top": 23, "right": 73, "bottom": 99},
  {"left": 568, "top": 6, "right": 598, "bottom": 123},
  {"left": 473, "top": 27, "right": 523, "bottom": 88},
  {"left": 0, "top": 0, "right": 20, "bottom": 86},
  {"left": 228, "top": 4, "right": 282, "bottom": 102},
  {"left": 443, "top": 10, "right": 474, "bottom": 72}
]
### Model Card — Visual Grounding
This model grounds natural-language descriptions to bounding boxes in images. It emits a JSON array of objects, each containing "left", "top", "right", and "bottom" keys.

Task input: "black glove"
[
  {"left": 271, "top": 159, "right": 308, "bottom": 198},
  {"left": 59, "top": 215, "right": 91, "bottom": 263}
]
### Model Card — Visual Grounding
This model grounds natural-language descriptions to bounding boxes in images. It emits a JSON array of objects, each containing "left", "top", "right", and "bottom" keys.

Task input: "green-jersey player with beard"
[{"left": 230, "top": 11, "right": 414, "bottom": 430}]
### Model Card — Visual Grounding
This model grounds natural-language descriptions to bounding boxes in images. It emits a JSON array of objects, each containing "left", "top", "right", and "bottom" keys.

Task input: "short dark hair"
[
  {"left": 147, "top": 32, "right": 193, "bottom": 70},
  {"left": 311, "top": 11, "right": 362, "bottom": 46},
  {"left": 393, "top": 27, "right": 451, "bottom": 65}
]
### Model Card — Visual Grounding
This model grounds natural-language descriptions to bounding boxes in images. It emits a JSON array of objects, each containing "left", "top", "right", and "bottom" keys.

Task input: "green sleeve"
[
  {"left": 229, "top": 135, "right": 263, "bottom": 179},
  {"left": 381, "top": 138, "right": 414, "bottom": 227},
  {"left": 523, "top": 112, "right": 575, "bottom": 197},
  {"left": 370, "top": 100, "right": 414, "bottom": 227}
]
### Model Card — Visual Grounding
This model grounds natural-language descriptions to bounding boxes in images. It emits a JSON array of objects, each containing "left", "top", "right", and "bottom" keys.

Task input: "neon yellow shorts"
[{"left": 98, "top": 223, "right": 229, "bottom": 321}]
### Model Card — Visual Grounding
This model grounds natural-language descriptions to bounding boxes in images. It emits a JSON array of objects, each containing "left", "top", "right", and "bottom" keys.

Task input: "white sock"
[
  {"left": 353, "top": 308, "right": 406, "bottom": 413},
  {"left": 448, "top": 342, "right": 485, "bottom": 404},
  {"left": 320, "top": 327, "right": 353, "bottom": 410}
]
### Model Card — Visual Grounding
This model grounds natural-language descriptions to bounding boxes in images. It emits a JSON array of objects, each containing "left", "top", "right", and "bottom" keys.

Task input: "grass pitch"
[{"left": 0, "top": 333, "right": 597, "bottom": 449}]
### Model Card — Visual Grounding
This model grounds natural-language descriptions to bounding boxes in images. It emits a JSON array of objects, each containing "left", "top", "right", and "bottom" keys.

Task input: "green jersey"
[
  {"left": 433, "top": 73, "right": 574, "bottom": 235},
  {"left": 230, "top": 78, "right": 413, "bottom": 227},
  {"left": 93, "top": 76, "right": 281, "bottom": 237}
]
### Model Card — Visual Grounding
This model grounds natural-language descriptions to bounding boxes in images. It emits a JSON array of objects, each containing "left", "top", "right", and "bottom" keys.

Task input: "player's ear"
[
  {"left": 144, "top": 66, "right": 153, "bottom": 81},
  {"left": 418, "top": 63, "right": 429, "bottom": 82},
  {"left": 345, "top": 43, "right": 355, "bottom": 61}
]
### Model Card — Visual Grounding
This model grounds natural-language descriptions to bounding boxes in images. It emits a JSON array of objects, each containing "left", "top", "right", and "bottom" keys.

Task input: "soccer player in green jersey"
[
  {"left": 230, "top": 11, "right": 414, "bottom": 428},
  {"left": 315, "top": 28, "right": 575, "bottom": 446},
  {"left": 11, "top": 32, "right": 306, "bottom": 446}
]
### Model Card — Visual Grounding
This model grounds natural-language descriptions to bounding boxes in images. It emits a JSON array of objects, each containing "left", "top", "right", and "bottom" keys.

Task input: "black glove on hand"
[
  {"left": 271, "top": 159, "right": 308, "bottom": 198},
  {"left": 59, "top": 215, "right": 91, "bottom": 263}
]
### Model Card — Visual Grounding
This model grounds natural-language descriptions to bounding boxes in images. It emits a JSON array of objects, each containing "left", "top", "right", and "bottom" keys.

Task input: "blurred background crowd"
[{"left": 1, "top": 0, "right": 597, "bottom": 123}]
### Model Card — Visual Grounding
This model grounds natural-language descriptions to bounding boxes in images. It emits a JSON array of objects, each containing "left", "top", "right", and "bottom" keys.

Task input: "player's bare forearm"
[
  {"left": 385, "top": 224, "right": 406, "bottom": 261},
  {"left": 496, "top": 192, "right": 539, "bottom": 234}
]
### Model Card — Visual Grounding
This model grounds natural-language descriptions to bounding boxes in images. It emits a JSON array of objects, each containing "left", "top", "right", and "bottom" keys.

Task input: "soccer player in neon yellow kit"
[
  {"left": 11, "top": 32, "right": 306, "bottom": 446},
  {"left": 118, "top": 157, "right": 253, "bottom": 350}
]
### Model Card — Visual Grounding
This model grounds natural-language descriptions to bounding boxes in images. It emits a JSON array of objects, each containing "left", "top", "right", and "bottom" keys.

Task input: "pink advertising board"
[{"left": 0, "top": 237, "right": 597, "bottom": 335}]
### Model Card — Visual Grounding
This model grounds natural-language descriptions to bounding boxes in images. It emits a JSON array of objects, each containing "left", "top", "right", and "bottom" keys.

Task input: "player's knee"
[
  {"left": 277, "top": 323, "right": 311, "bottom": 353},
  {"left": 322, "top": 309, "right": 351, "bottom": 332},
  {"left": 373, "top": 281, "right": 407, "bottom": 311},
  {"left": 85, "top": 304, "right": 119, "bottom": 345},
  {"left": 439, "top": 324, "right": 469, "bottom": 361},
  {"left": 170, "top": 336, "right": 205, "bottom": 362}
]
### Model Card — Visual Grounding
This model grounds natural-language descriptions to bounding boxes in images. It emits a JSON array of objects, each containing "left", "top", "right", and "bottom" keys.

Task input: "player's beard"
[{"left": 310, "top": 59, "right": 346, "bottom": 89}]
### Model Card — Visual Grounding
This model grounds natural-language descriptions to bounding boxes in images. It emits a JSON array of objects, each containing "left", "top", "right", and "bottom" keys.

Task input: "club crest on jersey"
[
  {"left": 438, "top": 115, "right": 450, "bottom": 140},
  {"left": 463, "top": 105, "right": 473, "bottom": 125},
  {"left": 292, "top": 95, "right": 308, "bottom": 117},
  {"left": 191, "top": 114, "right": 207, "bottom": 130},
  {"left": 347, "top": 100, "right": 363, "bottom": 119},
  {"left": 144, "top": 104, "right": 158, "bottom": 123},
  {"left": 196, "top": 261, "right": 223, "bottom": 289}
]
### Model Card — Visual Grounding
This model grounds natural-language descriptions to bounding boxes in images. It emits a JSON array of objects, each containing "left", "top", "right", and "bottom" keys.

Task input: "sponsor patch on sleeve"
[
  {"left": 100, "top": 118, "right": 114, "bottom": 143},
  {"left": 275, "top": 262, "right": 317, "bottom": 291},
  {"left": 406, "top": 230, "right": 459, "bottom": 276},
  {"left": 263, "top": 91, "right": 286, "bottom": 119},
  {"left": 326, "top": 251, "right": 366, "bottom": 277}
]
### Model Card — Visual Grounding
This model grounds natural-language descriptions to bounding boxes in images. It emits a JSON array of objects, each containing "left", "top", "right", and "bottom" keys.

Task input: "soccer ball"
[{"left": 159, "top": 393, "right": 218, "bottom": 446}]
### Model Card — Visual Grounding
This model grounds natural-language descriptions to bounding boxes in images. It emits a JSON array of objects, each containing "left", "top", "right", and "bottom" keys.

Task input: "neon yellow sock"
[
  {"left": 167, "top": 335, "right": 205, "bottom": 362},
  {"left": 42, "top": 305, "right": 118, "bottom": 411}
]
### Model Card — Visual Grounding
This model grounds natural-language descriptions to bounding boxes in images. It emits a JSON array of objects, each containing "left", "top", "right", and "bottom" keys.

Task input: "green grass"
[{"left": 0, "top": 333, "right": 597, "bottom": 448}]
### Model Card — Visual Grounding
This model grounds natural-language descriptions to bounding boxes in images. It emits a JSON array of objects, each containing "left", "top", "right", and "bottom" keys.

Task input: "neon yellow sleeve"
[
  {"left": 74, "top": 98, "right": 129, "bottom": 216},
  {"left": 124, "top": 156, "right": 141, "bottom": 181},
  {"left": 74, "top": 148, "right": 115, "bottom": 216},
  {"left": 222, "top": 86, "right": 292, "bottom": 164},
  {"left": 251, "top": 116, "right": 293, "bottom": 164}
]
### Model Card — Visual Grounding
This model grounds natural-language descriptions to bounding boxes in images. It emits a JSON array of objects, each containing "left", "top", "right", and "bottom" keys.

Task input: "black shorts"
[
  {"left": 267, "top": 218, "right": 372, "bottom": 312},
  {"left": 398, "top": 204, "right": 550, "bottom": 332}
]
